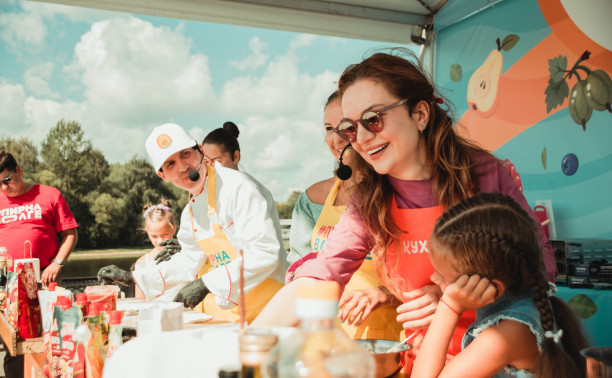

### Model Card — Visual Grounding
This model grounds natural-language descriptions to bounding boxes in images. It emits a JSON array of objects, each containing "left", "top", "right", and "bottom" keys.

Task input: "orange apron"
[
  {"left": 386, "top": 197, "right": 475, "bottom": 361},
  {"left": 312, "top": 179, "right": 404, "bottom": 341},
  {"left": 189, "top": 165, "right": 283, "bottom": 323}
]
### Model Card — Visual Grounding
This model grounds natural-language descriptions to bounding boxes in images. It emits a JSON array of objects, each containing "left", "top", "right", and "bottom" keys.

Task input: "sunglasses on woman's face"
[{"left": 333, "top": 98, "right": 409, "bottom": 143}]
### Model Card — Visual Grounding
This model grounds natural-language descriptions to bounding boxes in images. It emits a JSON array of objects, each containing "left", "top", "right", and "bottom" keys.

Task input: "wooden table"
[
  {"left": 0, "top": 311, "right": 44, "bottom": 357},
  {"left": 0, "top": 311, "right": 45, "bottom": 378}
]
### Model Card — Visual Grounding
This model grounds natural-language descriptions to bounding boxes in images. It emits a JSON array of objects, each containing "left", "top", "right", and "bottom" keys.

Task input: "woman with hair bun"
[{"left": 203, "top": 121, "right": 241, "bottom": 170}]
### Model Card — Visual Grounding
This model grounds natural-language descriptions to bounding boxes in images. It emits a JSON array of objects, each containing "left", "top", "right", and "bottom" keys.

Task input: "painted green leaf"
[
  {"left": 545, "top": 77, "right": 569, "bottom": 113},
  {"left": 541, "top": 147, "right": 547, "bottom": 170},
  {"left": 501, "top": 34, "right": 520, "bottom": 51},
  {"left": 548, "top": 55, "right": 568, "bottom": 83},
  {"left": 568, "top": 294, "right": 598, "bottom": 319},
  {"left": 450, "top": 64, "right": 462, "bottom": 82}
]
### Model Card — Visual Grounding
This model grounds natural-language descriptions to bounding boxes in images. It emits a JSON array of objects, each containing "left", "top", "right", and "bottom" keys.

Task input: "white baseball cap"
[{"left": 145, "top": 123, "right": 198, "bottom": 171}]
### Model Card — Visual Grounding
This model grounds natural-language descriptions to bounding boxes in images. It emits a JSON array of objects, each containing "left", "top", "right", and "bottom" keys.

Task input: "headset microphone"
[
  {"left": 336, "top": 144, "right": 352, "bottom": 181},
  {"left": 188, "top": 153, "right": 205, "bottom": 182}
]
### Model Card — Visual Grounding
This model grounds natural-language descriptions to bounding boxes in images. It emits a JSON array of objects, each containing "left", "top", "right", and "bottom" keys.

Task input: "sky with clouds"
[{"left": 0, "top": 0, "right": 414, "bottom": 201}]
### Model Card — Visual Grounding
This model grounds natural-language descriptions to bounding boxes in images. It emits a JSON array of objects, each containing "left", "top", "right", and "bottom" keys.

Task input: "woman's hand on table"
[
  {"left": 338, "top": 286, "right": 400, "bottom": 326},
  {"left": 397, "top": 284, "right": 442, "bottom": 330}
]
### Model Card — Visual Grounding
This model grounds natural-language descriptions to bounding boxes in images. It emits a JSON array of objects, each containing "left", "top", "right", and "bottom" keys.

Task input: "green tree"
[
  {"left": 276, "top": 190, "right": 301, "bottom": 219},
  {"left": 0, "top": 136, "right": 40, "bottom": 175},
  {"left": 39, "top": 120, "right": 110, "bottom": 248},
  {"left": 40, "top": 119, "right": 109, "bottom": 195},
  {"left": 96, "top": 156, "right": 186, "bottom": 246},
  {"left": 87, "top": 192, "right": 128, "bottom": 241}
]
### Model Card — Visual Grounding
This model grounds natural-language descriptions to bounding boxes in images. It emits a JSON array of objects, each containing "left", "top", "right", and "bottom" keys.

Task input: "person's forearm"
[
  {"left": 56, "top": 229, "right": 78, "bottom": 262},
  {"left": 412, "top": 303, "right": 459, "bottom": 378},
  {"left": 251, "top": 277, "right": 315, "bottom": 327}
]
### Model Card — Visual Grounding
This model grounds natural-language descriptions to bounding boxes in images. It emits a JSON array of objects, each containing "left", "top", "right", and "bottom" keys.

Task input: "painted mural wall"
[{"left": 434, "top": 0, "right": 612, "bottom": 239}]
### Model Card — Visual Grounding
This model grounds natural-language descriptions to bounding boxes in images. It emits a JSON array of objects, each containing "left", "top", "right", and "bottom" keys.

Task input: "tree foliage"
[
  {"left": 0, "top": 136, "right": 40, "bottom": 175},
  {"left": 3, "top": 119, "right": 294, "bottom": 249},
  {"left": 276, "top": 190, "right": 301, "bottom": 219}
]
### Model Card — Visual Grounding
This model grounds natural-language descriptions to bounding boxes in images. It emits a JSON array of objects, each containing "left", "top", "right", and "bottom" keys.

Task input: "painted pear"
[{"left": 467, "top": 49, "right": 503, "bottom": 117}]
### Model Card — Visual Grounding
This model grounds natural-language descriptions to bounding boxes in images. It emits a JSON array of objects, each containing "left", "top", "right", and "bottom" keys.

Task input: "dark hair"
[
  {"left": 325, "top": 91, "right": 340, "bottom": 109},
  {"left": 203, "top": 121, "right": 240, "bottom": 157},
  {"left": 0, "top": 151, "right": 18, "bottom": 173},
  {"left": 337, "top": 48, "right": 487, "bottom": 285},
  {"left": 432, "top": 193, "right": 587, "bottom": 378}
]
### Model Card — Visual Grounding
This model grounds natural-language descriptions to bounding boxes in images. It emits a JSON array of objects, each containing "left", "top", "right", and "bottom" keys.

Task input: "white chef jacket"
[{"left": 133, "top": 162, "right": 287, "bottom": 307}]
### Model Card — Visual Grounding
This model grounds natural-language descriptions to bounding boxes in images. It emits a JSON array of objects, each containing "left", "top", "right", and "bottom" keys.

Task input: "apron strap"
[{"left": 323, "top": 178, "right": 342, "bottom": 207}]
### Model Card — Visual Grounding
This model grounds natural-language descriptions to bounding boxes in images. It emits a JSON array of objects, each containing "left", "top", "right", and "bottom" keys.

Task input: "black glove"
[
  {"left": 173, "top": 279, "right": 210, "bottom": 309},
  {"left": 155, "top": 238, "right": 181, "bottom": 264},
  {"left": 97, "top": 265, "right": 135, "bottom": 286}
]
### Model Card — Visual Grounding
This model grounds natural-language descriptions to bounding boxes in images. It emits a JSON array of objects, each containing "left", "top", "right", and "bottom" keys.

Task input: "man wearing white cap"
[{"left": 98, "top": 123, "right": 287, "bottom": 323}]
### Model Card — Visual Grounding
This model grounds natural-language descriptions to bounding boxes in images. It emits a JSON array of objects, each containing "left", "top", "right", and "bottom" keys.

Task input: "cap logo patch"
[{"left": 157, "top": 134, "right": 172, "bottom": 148}]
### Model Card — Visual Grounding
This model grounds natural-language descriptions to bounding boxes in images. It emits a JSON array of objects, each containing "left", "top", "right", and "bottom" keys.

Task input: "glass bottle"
[
  {"left": 0, "top": 246, "right": 12, "bottom": 272},
  {"left": 105, "top": 310, "right": 123, "bottom": 359},
  {"left": 240, "top": 331, "right": 278, "bottom": 378},
  {"left": 263, "top": 281, "right": 375, "bottom": 378},
  {"left": 0, "top": 255, "right": 7, "bottom": 309},
  {"left": 0, "top": 256, "right": 7, "bottom": 288}
]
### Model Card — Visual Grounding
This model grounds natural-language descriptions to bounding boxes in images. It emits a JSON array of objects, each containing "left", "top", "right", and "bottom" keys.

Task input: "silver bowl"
[
  {"left": 581, "top": 347, "right": 612, "bottom": 378},
  {"left": 358, "top": 339, "right": 412, "bottom": 378}
]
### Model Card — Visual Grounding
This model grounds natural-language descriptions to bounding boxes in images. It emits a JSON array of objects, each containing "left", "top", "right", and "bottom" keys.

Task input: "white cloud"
[
  {"left": 230, "top": 36, "right": 269, "bottom": 71},
  {"left": 64, "top": 16, "right": 216, "bottom": 126},
  {"left": 289, "top": 33, "right": 316, "bottom": 52},
  {"left": 0, "top": 8, "right": 46, "bottom": 48},
  {"left": 3, "top": 5, "right": 344, "bottom": 201},
  {"left": 0, "top": 81, "right": 27, "bottom": 133},
  {"left": 23, "top": 62, "right": 60, "bottom": 99}
]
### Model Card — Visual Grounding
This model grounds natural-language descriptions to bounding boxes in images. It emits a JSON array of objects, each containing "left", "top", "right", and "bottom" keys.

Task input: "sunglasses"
[
  {"left": 334, "top": 99, "right": 409, "bottom": 143},
  {"left": 1, "top": 170, "right": 15, "bottom": 185}
]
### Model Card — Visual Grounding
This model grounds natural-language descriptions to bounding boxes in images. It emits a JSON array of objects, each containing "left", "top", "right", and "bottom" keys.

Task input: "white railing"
[{"left": 279, "top": 219, "right": 291, "bottom": 244}]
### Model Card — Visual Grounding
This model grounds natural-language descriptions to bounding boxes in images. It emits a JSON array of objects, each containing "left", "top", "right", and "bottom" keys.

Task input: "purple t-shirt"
[{"left": 289, "top": 153, "right": 556, "bottom": 284}]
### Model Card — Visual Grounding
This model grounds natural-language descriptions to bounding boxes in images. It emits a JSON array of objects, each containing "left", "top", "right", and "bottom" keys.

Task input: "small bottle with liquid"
[
  {"left": 263, "top": 281, "right": 375, "bottom": 378},
  {"left": 240, "top": 331, "right": 278, "bottom": 378},
  {"left": 105, "top": 310, "right": 123, "bottom": 359},
  {"left": 0, "top": 246, "right": 12, "bottom": 273},
  {"left": 0, "top": 255, "right": 7, "bottom": 309}
]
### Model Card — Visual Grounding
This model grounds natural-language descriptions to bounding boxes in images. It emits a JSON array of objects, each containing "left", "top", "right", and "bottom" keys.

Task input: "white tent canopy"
[{"left": 29, "top": 0, "right": 473, "bottom": 44}]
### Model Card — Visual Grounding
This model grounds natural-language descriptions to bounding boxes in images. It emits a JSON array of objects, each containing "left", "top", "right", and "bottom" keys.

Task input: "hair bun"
[{"left": 222, "top": 121, "right": 240, "bottom": 139}]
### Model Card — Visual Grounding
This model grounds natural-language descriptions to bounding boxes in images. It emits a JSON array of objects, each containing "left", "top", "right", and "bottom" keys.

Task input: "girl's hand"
[
  {"left": 397, "top": 284, "right": 442, "bottom": 330},
  {"left": 442, "top": 274, "right": 497, "bottom": 314},
  {"left": 338, "top": 287, "right": 399, "bottom": 326}
]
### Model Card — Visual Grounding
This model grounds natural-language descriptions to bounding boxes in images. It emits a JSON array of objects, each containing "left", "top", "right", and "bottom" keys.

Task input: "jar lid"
[{"left": 239, "top": 332, "right": 279, "bottom": 352}]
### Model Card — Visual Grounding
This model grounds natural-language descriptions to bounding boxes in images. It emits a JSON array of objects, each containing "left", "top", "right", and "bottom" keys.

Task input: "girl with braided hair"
[
  {"left": 134, "top": 199, "right": 177, "bottom": 300},
  {"left": 413, "top": 192, "right": 587, "bottom": 378}
]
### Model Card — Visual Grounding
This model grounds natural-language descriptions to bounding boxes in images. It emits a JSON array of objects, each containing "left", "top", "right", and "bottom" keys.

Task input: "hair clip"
[
  {"left": 143, "top": 204, "right": 172, "bottom": 218},
  {"left": 433, "top": 96, "right": 444, "bottom": 104},
  {"left": 546, "top": 282, "right": 558, "bottom": 297},
  {"left": 544, "top": 329, "right": 563, "bottom": 344}
]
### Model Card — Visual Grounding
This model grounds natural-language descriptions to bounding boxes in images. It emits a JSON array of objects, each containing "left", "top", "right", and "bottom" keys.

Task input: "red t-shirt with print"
[{"left": 0, "top": 184, "right": 78, "bottom": 267}]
